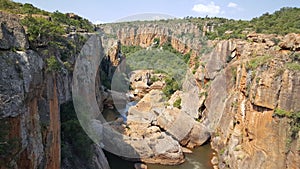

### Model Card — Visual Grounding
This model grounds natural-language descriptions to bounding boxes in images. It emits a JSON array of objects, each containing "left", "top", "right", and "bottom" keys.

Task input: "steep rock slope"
[
  {"left": 99, "top": 21, "right": 300, "bottom": 168},
  {"left": 200, "top": 34, "right": 300, "bottom": 169},
  {"left": 0, "top": 11, "right": 109, "bottom": 169}
]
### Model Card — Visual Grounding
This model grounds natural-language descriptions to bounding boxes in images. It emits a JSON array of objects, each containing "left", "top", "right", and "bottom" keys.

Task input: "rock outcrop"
[
  {"left": 0, "top": 12, "right": 110, "bottom": 169},
  {"left": 110, "top": 88, "right": 210, "bottom": 164},
  {"left": 199, "top": 33, "right": 300, "bottom": 169},
  {"left": 2, "top": 6, "right": 300, "bottom": 169},
  {"left": 279, "top": 33, "right": 300, "bottom": 51},
  {"left": 98, "top": 21, "right": 204, "bottom": 63},
  {"left": 99, "top": 21, "right": 300, "bottom": 168},
  {"left": 0, "top": 11, "right": 28, "bottom": 50}
]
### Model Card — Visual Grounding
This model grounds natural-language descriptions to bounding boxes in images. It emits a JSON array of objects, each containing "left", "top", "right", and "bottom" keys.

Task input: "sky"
[{"left": 13, "top": 0, "right": 300, "bottom": 23}]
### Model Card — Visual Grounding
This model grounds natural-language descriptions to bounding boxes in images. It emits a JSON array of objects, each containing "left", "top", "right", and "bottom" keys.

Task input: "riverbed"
[
  {"left": 104, "top": 143, "right": 213, "bottom": 169},
  {"left": 102, "top": 104, "right": 213, "bottom": 169}
]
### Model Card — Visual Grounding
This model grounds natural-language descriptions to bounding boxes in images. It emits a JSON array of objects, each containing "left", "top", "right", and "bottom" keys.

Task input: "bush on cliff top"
[
  {"left": 21, "top": 16, "right": 65, "bottom": 43},
  {"left": 189, "top": 7, "right": 300, "bottom": 40},
  {"left": 0, "top": 0, "right": 49, "bottom": 15}
]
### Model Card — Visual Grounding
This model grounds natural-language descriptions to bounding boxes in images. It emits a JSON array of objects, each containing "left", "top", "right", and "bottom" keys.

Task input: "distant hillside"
[
  {"left": 0, "top": 0, "right": 49, "bottom": 15},
  {"left": 2, "top": 0, "right": 299, "bottom": 42},
  {"left": 186, "top": 7, "right": 300, "bottom": 40},
  {"left": 0, "top": 0, "right": 94, "bottom": 34},
  {"left": 115, "top": 13, "right": 176, "bottom": 22}
]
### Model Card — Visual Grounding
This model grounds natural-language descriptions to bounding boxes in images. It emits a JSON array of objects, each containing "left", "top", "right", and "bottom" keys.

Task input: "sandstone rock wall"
[
  {"left": 99, "top": 22, "right": 300, "bottom": 169},
  {"left": 0, "top": 12, "right": 110, "bottom": 169},
  {"left": 98, "top": 21, "right": 204, "bottom": 59},
  {"left": 201, "top": 34, "right": 300, "bottom": 169}
]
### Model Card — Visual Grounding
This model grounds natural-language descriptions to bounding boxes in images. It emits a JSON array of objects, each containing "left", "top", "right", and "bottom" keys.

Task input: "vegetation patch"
[
  {"left": 60, "top": 101, "right": 93, "bottom": 166},
  {"left": 274, "top": 108, "right": 292, "bottom": 117},
  {"left": 285, "top": 62, "right": 300, "bottom": 71},
  {"left": 246, "top": 55, "right": 272, "bottom": 70},
  {"left": 121, "top": 45, "right": 143, "bottom": 57},
  {"left": 191, "top": 7, "right": 300, "bottom": 40},
  {"left": 173, "top": 98, "right": 182, "bottom": 109},
  {"left": 162, "top": 76, "right": 180, "bottom": 98},
  {"left": 274, "top": 109, "right": 300, "bottom": 138},
  {"left": 231, "top": 67, "right": 237, "bottom": 83},
  {"left": 0, "top": 0, "right": 50, "bottom": 15},
  {"left": 46, "top": 56, "right": 61, "bottom": 72}
]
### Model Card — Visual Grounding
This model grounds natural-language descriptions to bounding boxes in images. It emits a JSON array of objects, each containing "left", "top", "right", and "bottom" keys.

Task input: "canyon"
[{"left": 0, "top": 4, "right": 300, "bottom": 169}]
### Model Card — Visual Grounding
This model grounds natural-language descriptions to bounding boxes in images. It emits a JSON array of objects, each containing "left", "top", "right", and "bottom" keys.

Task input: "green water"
[
  {"left": 148, "top": 144, "right": 213, "bottom": 169},
  {"left": 104, "top": 143, "right": 213, "bottom": 169}
]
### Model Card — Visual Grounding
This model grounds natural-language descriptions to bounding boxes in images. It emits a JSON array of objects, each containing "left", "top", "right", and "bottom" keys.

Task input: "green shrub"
[
  {"left": 285, "top": 62, "right": 300, "bottom": 71},
  {"left": 153, "top": 38, "right": 160, "bottom": 48},
  {"left": 150, "top": 75, "right": 159, "bottom": 83},
  {"left": 162, "top": 77, "right": 180, "bottom": 98},
  {"left": 220, "top": 148, "right": 226, "bottom": 155},
  {"left": 289, "top": 53, "right": 300, "bottom": 62},
  {"left": 191, "top": 7, "right": 300, "bottom": 40},
  {"left": 46, "top": 56, "right": 61, "bottom": 72},
  {"left": 183, "top": 52, "right": 191, "bottom": 64},
  {"left": 290, "top": 111, "right": 300, "bottom": 138},
  {"left": 173, "top": 98, "right": 181, "bottom": 109},
  {"left": 21, "top": 16, "right": 65, "bottom": 43},
  {"left": 246, "top": 55, "right": 272, "bottom": 70},
  {"left": 274, "top": 108, "right": 292, "bottom": 117},
  {"left": 161, "top": 41, "right": 179, "bottom": 54},
  {"left": 63, "top": 61, "right": 72, "bottom": 71},
  {"left": 0, "top": 0, "right": 49, "bottom": 15},
  {"left": 51, "top": 11, "right": 94, "bottom": 32},
  {"left": 121, "top": 45, "right": 143, "bottom": 56},
  {"left": 271, "top": 38, "right": 281, "bottom": 45}
]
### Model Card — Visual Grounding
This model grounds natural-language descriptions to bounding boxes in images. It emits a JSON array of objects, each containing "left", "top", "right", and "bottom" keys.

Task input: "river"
[{"left": 104, "top": 143, "right": 213, "bottom": 169}]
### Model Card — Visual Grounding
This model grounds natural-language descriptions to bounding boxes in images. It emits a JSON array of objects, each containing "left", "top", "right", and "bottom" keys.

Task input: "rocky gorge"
[
  {"left": 0, "top": 2, "right": 300, "bottom": 169},
  {"left": 98, "top": 21, "right": 300, "bottom": 169}
]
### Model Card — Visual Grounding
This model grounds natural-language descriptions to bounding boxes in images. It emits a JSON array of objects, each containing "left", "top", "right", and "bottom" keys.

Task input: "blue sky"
[{"left": 13, "top": 0, "right": 300, "bottom": 23}]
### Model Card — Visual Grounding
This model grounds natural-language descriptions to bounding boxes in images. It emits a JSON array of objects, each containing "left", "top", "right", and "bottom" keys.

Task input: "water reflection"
[
  {"left": 147, "top": 144, "right": 213, "bottom": 169},
  {"left": 104, "top": 143, "right": 213, "bottom": 169}
]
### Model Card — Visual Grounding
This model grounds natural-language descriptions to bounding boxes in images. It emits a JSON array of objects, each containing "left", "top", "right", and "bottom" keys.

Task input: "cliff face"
[
  {"left": 98, "top": 21, "right": 204, "bottom": 63},
  {"left": 99, "top": 21, "right": 300, "bottom": 168},
  {"left": 199, "top": 34, "right": 300, "bottom": 169},
  {"left": 1, "top": 9, "right": 300, "bottom": 169},
  {"left": 0, "top": 12, "right": 109, "bottom": 169}
]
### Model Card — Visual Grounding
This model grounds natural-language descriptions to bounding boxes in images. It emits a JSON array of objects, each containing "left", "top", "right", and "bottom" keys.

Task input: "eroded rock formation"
[
  {"left": 1, "top": 7, "right": 300, "bottom": 169},
  {"left": 99, "top": 19, "right": 300, "bottom": 168},
  {"left": 0, "top": 12, "right": 110, "bottom": 169}
]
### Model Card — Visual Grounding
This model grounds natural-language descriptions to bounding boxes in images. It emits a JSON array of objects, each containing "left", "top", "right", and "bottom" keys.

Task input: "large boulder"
[{"left": 279, "top": 33, "right": 300, "bottom": 51}]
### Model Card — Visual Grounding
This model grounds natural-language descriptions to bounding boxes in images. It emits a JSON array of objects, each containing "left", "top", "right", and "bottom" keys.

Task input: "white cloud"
[
  {"left": 93, "top": 20, "right": 105, "bottom": 24},
  {"left": 227, "top": 2, "right": 238, "bottom": 8},
  {"left": 192, "top": 2, "right": 220, "bottom": 15}
]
